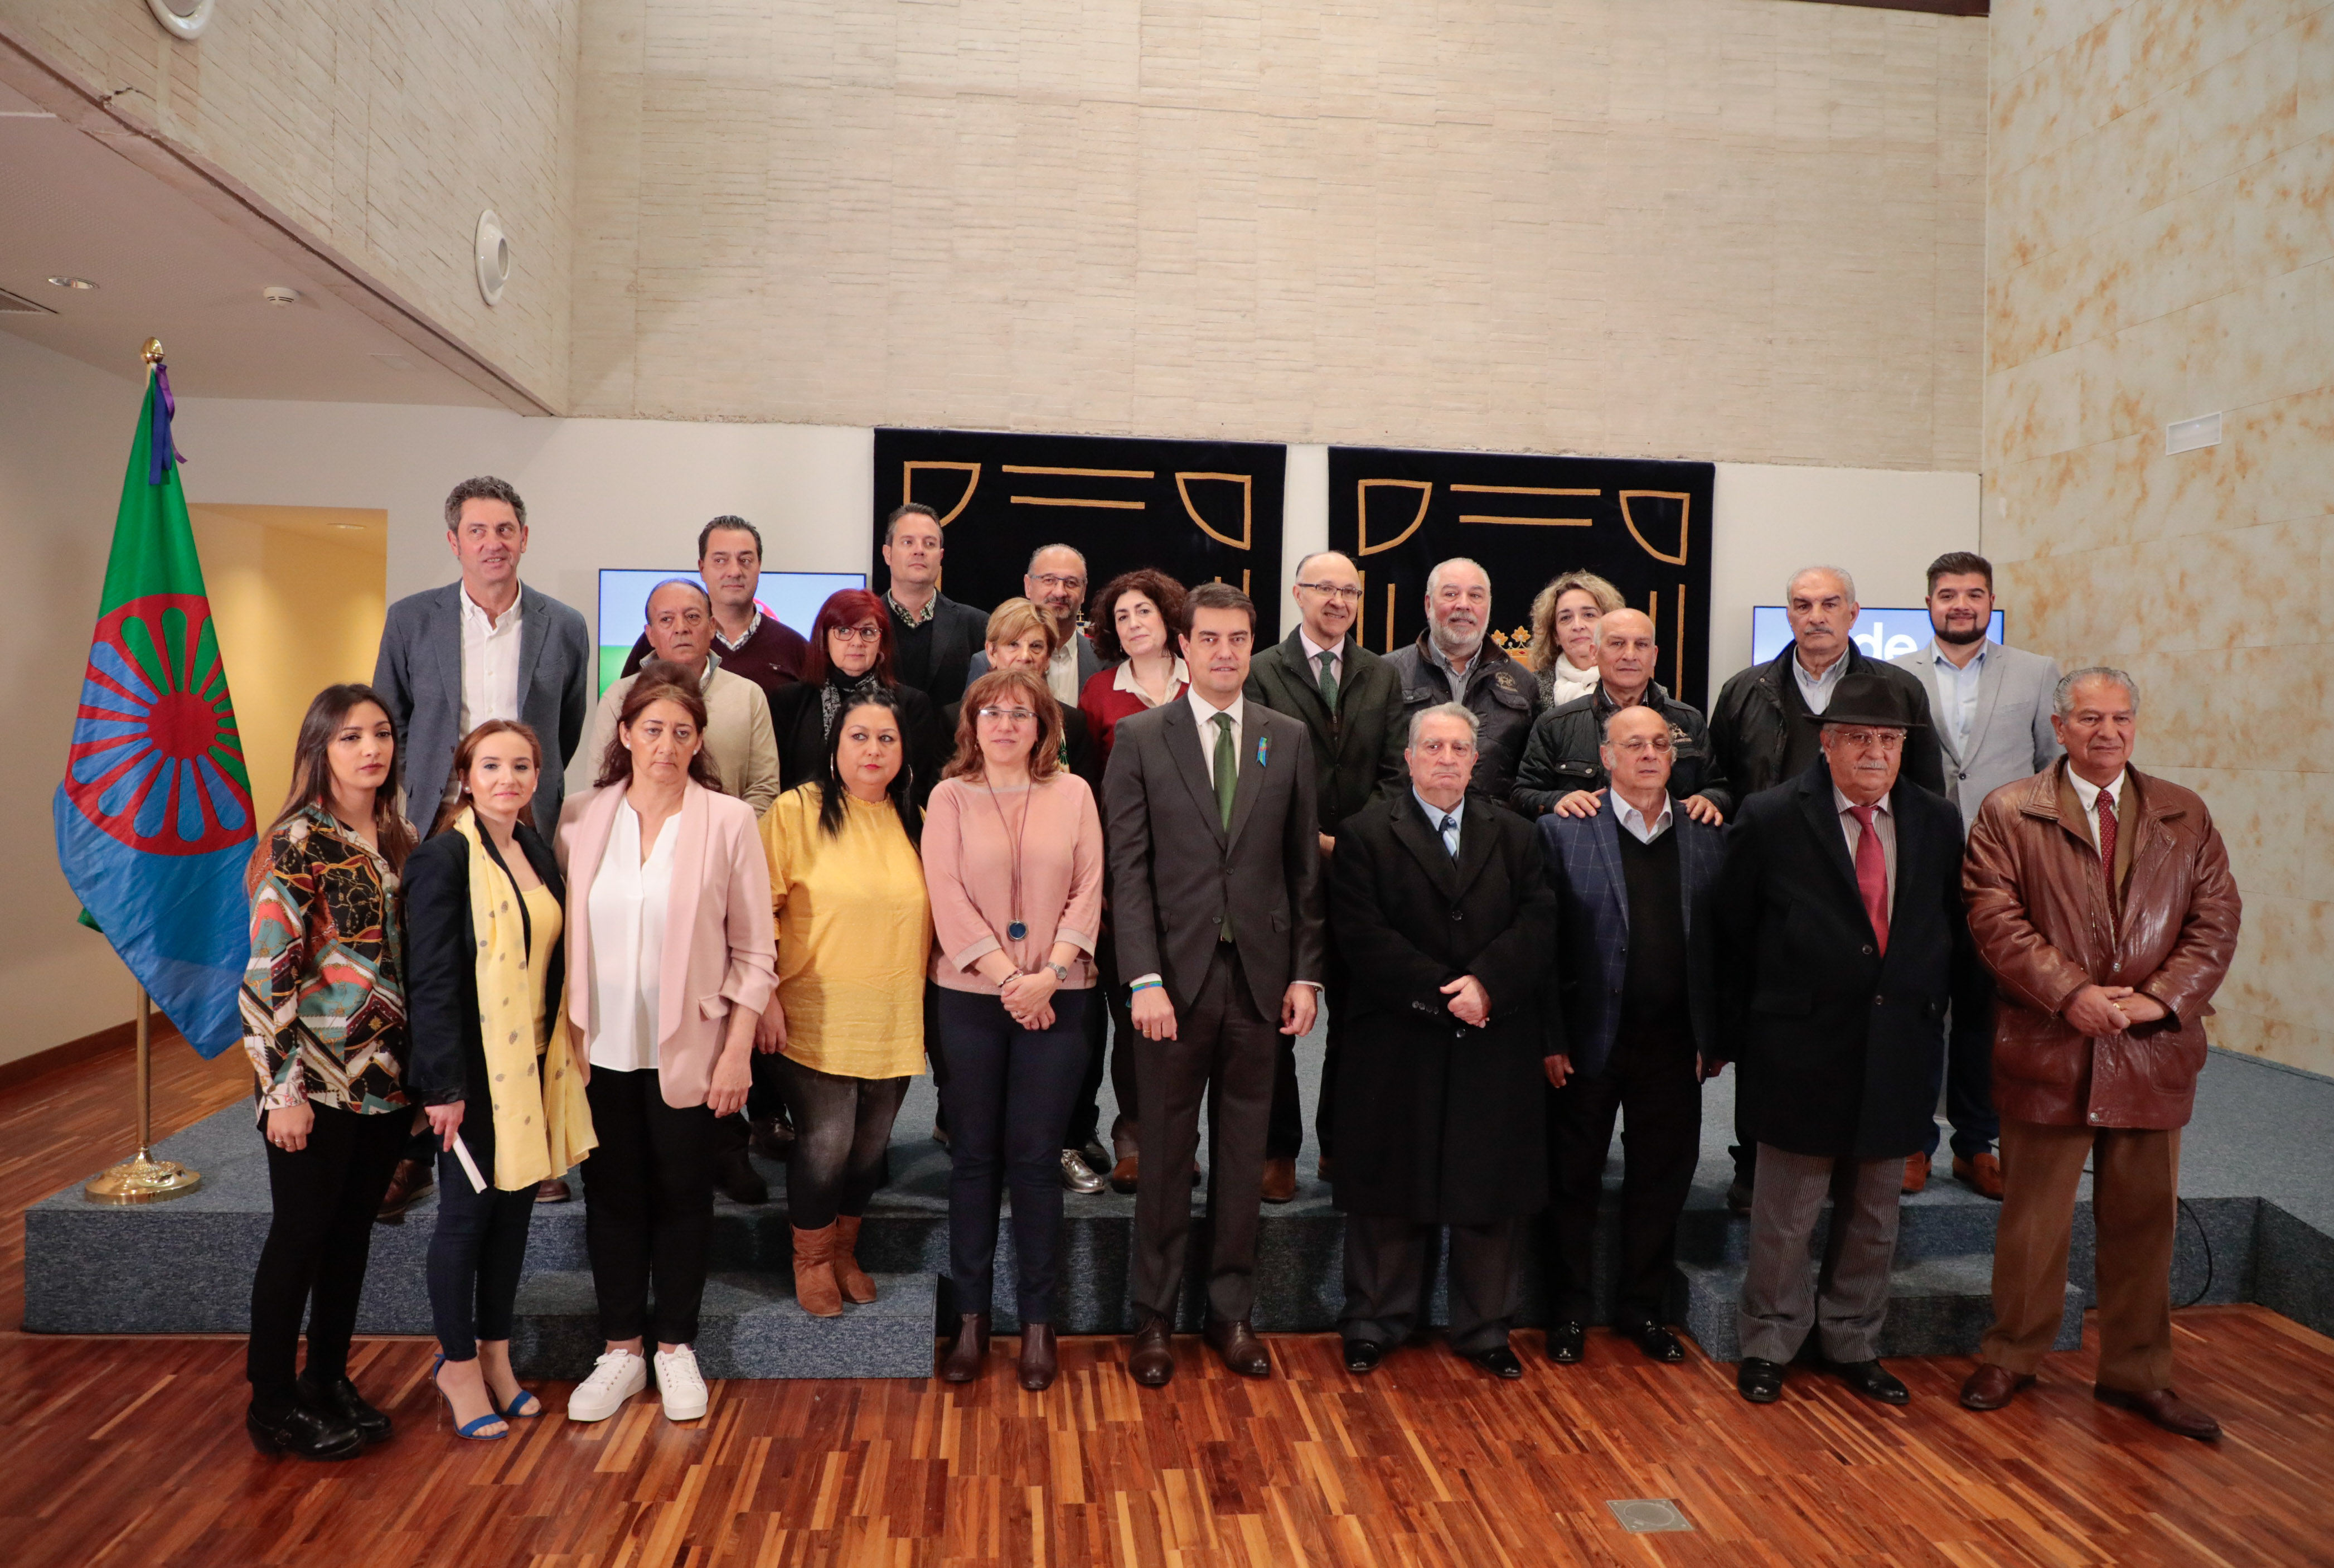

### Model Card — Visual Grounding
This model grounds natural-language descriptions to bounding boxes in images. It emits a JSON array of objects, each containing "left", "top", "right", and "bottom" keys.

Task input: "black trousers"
[
  {"left": 1132, "top": 943, "right": 1277, "bottom": 1323},
  {"left": 1340, "top": 1213, "right": 1519, "bottom": 1355},
  {"left": 936, "top": 988, "right": 1090, "bottom": 1322},
  {"left": 247, "top": 1102, "right": 408, "bottom": 1409},
  {"left": 1547, "top": 1034, "right": 1702, "bottom": 1325},
  {"left": 775, "top": 1055, "right": 907, "bottom": 1231},
  {"left": 425, "top": 1106, "right": 538, "bottom": 1361},
  {"left": 582, "top": 1068, "right": 715, "bottom": 1347}
]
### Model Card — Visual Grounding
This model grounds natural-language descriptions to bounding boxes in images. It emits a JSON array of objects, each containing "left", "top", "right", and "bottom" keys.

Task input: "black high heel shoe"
[
  {"left": 298, "top": 1373, "right": 392, "bottom": 1443},
  {"left": 247, "top": 1400, "right": 364, "bottom": 1460}
]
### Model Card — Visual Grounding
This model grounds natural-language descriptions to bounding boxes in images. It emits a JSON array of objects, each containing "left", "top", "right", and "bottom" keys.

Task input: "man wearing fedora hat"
[{"left": 1710, "top": 672, "right": 1986, "bottom": 1405}]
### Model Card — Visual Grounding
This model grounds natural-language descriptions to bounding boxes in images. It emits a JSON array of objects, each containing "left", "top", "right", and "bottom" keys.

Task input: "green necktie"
[
  {"left": 1211, "top": 712, "right": 1237, "bottom": 830},
  {"left": 1315, "top": 649, "right": 1339, "bottom": 714}
]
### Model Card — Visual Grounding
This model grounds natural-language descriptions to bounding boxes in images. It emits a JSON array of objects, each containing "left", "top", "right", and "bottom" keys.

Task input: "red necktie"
[
  {"left": 1850, "top": 804, "right": 1888, "bottom": 954},
  {"left": 2096, "top": 787, "right": 2118, "bottom": 905}
]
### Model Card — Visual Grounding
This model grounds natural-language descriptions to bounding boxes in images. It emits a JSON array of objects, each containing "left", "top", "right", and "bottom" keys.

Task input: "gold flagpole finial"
[{"left": 141, "top": 337, "right": 164, "bottom": 366}]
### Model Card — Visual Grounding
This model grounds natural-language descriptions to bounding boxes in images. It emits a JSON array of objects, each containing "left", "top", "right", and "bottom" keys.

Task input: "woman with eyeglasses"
[
  {"left": 758, "top": 688, "right": 932, "bottom": 1317},
  {"left": 768, "top": 588, "right": 948, "bottom": 806},
  {"left": 922, "top": 669, "right": 1103, "bottom": 1390}
]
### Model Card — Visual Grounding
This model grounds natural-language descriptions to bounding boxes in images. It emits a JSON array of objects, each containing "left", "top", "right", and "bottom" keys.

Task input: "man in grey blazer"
[
  {"left": 1105, "top": 582, "right": 1326, "bottom": 1386},
  {"left": 1891, "top": 550, "right": 2061, "bottom": 1199}
]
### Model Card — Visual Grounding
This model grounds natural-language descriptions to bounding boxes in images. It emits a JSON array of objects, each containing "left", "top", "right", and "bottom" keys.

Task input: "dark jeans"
[
  {"left": 936, "top": 988, "right": 1090, "bottom": 1322},
  {"left": 1547, "top": 1035, "right": 1702, "bottom": 1326},
  {"left": 425, "top": 1108, "right": 538, "bottom": 1361},
  {"left": 1921, "top": 1009, "right": 1999, "bottom": 1160},
  {"left": 775, "top": 1055, "right": 907, "bottom": 1231},
  {"left": 247, "top": 1102, "right": 408, "bottom": 1410},
  {"left": 582, "top": 1068, "right": 715, "bottom": 1347}
]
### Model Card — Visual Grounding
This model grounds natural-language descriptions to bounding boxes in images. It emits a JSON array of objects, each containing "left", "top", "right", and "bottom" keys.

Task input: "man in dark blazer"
[
  {"left": 1712, "top": 673, "right": 1984, "bottom": 1407},
  {"left": 1330, "top": 703, "right": 1554, "bottom": 1380},
  {"left": 875, "top": 502, "right": 992, "bottom": 704},
  {"left": 1105, "top": 582, "right": 1326, "bottom": 1386},
  {"left": 1243, "top": 549, "right": 1405, "bottom": 1188},
  {"left": 965, "top": 543, "right": 1106, "bottom": 701},
  {"left": 1537, "top": 704, "right": 1725, "bottom": 1367}
]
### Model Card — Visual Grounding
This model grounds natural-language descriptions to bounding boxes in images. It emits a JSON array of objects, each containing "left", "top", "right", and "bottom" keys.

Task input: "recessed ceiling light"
[
  {"left": 46, "top": 275, "right": 97, "bottom": 290},
  {"left": 370, "top": 352, "right": 417, "bottom": 371}
]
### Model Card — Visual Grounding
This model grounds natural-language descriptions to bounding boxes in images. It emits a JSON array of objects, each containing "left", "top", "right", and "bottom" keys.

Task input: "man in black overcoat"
[
  {"left": 1711, "top": 672, "right": 1984, "bottom": 1407},
  {"left": 1329, "top": 702, "right": 1556, "bottom": 1380}
]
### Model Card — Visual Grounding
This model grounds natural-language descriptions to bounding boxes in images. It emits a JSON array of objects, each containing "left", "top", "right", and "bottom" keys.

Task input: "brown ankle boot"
[
  {"left": 942, "top": 1314, "right": 989, "bottom": 1382},
  {"left": 832, "top": 1214, "right": 879, "bottom": 1304},
  {"left": 791, "top": 1223, "right": 842, "bottom": 1317}
]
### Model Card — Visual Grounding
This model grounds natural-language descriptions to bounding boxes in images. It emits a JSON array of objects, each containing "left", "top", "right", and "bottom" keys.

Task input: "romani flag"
[{"left": 52, "top": 354, "right": 254, "bottom": 1057}]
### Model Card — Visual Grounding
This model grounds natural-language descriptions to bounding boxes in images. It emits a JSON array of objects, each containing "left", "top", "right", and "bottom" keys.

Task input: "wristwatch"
[{"left": 1048, "top": 962, "right": 1071, "bottom": 985}]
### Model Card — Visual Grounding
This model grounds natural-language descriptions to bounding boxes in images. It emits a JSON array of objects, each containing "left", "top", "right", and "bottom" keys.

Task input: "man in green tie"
[
  {"left": 1245, "top": 551, "right": 1408, "bottom": 1190},
  {"left": 1104, "top": 582, "right": 1328, "bottom": 1387}
]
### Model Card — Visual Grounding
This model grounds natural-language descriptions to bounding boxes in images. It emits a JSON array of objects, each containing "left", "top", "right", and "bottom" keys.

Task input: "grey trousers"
[
  {"left": 1737, "top": 1143, "right": 1901, "bottom": 1364},
  {"left": 1340, "top": 1213, "right": 1519, "bottom": 1355}
]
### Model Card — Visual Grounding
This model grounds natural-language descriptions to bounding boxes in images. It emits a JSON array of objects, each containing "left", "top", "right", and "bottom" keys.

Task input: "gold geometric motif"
[
  {"left": 1620, "top": 490, "right": 1692, "bottom": 565},
  {"left": 902, "top": 461, "right": 982, "bottom": 527},
  {"left": 1357, "top": 479, "right": 1432, "bottom": 555},
  {"left": 1452, "top": 484, "right": 1597, "bottom": 527},
  {"left": 1175, "top": 472, "right": 1253, "bottom": 550}
]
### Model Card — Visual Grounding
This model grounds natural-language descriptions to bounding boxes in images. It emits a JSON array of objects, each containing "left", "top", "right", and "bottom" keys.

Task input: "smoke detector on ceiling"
[
  {"left": 474, "top": 211, "right": 510, "bottom": 307},
  {"left": 262, "top": 285, "right": 299, "bottom": 307},
  {"left": 146, "top": 0, "right": 214, "bottom": 41}
]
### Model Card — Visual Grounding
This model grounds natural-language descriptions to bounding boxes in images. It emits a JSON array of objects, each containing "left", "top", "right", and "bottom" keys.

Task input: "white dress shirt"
[
  {"left": 452, "top": 583, "right": 525, "bottom": 798},
  {"left": 1188, "top": 688, "right": 1246, "bottom": 786},
  {"left": 586, "top": 800, "right": 679, "bottom": 1072},
  {"left": 1615, "top": 793, "right": 1674, "bottom": 845},
  {"left": 1045, "top": 636, "right": 1082, "bottom": 705},
  {"left": 1927, "top": 641, "right": 1988, "bottom": 757},
  {"left": 1299, "top": 630, "right": 1344, "bottom": 699},
  {"left": 2067, "top": 765, "right": 2127, "bottom": 855},
  {"left": 1833, "top": 785, "right": 1897, "bottom": 912},
  {"left": 1794, "top": 648, "right": 1849, "bottom": 714},
  {"left": 1111, "top": 655, "right": 1189, "bottom": 707}
]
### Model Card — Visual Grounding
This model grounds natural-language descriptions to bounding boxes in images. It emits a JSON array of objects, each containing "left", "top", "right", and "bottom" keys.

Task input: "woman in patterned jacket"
[{"left": 240, "top": 684, "right": 418, "bottom": 1462}]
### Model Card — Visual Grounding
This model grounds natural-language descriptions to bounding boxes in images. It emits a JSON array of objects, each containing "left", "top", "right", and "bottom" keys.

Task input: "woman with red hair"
[{"left": 768, "top": 588, "right": 948, "bottom": 807}]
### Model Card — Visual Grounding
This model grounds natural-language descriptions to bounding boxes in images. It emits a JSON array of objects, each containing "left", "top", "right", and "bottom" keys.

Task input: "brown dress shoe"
[
  {"left": 534, "top": 1177, "right": 572, "bottom": 1203},
  {"left": 1261, "top": 1158, "right": 1297, "bottom": 1204},
  {"left": 2095, "top": 1384, "right": 2221, "bottom": 1441},
  {"left": 1129, "top": 1315, "right": 1174, "bottom": 1387},
  {"left": 1960, "top": 1363, "right": 2034, "bottom": 1410},
  {"left": 1205, "top": 1317, "right": 1272, "bottom": 1378},
  {"left": 941, "top": 1314, "right": 989, "bottom": 1382},
  {"left": 832, "top": 1215, "right": 879, "bottom": 1304},
  {"left": 375, "top": 1157, "right": 434, "bottom": 1224},
  {"left": 1953, "top": 1151, "right": 2006, "bottom": 1200},
  {"left": 791, "top": 1223, "right": 842, "bottom": 1317},
  {"left": 1019, "top": 1323, "right": 1058, "bottom": 1391},
  {"left": 1902, "top": 1151, "right": 1930, "bottom": 1194},
  {"left": 1317, "top": 1155, "right": 1336, "bottom": 1182},
  {"left": 1109, "top": 1153, "right": 1141, "bottom": 1193}
]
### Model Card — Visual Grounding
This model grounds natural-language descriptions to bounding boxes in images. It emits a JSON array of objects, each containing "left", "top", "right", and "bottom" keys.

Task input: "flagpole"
[{"left": 84, "top": 984, "right": 204, "bottom": 1203}]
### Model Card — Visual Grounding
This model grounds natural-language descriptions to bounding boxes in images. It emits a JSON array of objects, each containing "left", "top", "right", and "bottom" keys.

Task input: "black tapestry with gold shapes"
[
  {"left": 1326, "top": 447, "right": 1716, "bottom": 706},
  {"left": 872, "top": 429, "right": 1289, "bottom": 640}
]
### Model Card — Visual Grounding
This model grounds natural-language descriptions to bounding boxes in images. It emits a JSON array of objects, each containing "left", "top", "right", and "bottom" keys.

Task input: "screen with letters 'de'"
[{"left": 1750, "top": 606, "right": 2006, "bottom": 666}]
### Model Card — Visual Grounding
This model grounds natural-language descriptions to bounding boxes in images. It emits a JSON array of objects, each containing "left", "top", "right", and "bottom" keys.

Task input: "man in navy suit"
[{"left": 1537, "top": 704, "right": 1725, "bottom": 1367}]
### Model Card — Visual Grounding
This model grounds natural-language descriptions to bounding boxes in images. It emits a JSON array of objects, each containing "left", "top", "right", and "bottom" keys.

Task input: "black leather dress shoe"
[
  {"left": 1461, "top": 1343, "right": 1524, "bottom": 1380},
  {"left": 1545, "top": 1320, "right": 1586, "bottom": 1364},
  {"left": 297, "top": 1374, "right": 391, "bottom": 1443},
  {"left": 1832, "top": 1358, "right": 1909, "bottom": 1405},
  {"left": 1129, "top": 1315, "right": 1174, "bottom": 1387},
  {"left": 248, "top": 1400, "right": 363, "bottom": 1460},
  {"left": 1205, "top": 1317, "right": 1272, "bottom": 1378},
  {"left": 1737, "top": 1357, "right": 1785, "bottom": 1403},
  {"left": 1344, "top": 1339, "right": 1385, "bottom": 1374},
  {"left": 1624, "top": 1322, "right": 1686, "bottom": 1364}
]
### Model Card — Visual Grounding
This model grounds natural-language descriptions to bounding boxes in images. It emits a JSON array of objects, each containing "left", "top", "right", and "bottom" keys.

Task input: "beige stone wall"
[
  {"left": 0, "top": 0, "right": 578, "bottom": 409},
  {"left": 1986, "top": 0, "right": 2333, "bottom": 1074},
  {"left": 571, "top": 0, "right": 1986, "bottom": 469}
]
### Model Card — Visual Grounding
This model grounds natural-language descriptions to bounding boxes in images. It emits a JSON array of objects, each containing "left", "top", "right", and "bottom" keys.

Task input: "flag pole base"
[{"left": 84, "top": 1150, "right": 202, "bottom": 1204}]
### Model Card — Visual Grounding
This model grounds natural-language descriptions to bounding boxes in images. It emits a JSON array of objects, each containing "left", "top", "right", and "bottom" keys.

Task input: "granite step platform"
[
  {"left": 1679, "top": 1252, "right": 2083, "bottom": 1364},
  {"left": 509, "top": 1270, "right": 937, "bottom": 1380}
]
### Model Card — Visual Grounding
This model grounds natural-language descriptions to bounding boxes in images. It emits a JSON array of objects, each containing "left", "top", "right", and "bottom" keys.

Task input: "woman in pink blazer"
[{"left": 554, "top": 662, "right": 775, "bottom": 1426}]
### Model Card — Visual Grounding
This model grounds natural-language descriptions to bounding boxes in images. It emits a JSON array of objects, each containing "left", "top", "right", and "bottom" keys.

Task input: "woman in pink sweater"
[{"left": 921, "top": 668, "right": 1105, "bottom": 1391}]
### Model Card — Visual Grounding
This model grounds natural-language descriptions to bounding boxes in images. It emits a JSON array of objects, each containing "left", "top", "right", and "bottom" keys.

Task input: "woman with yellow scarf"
[{"left": 405, "top": 720, "right": 595, "bottom": 1440}]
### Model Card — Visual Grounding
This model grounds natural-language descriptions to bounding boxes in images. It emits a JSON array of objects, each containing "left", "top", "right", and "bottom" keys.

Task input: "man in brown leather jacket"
[{"left": 1958, "top": 667, "right": 2240, "bottom": 1440}]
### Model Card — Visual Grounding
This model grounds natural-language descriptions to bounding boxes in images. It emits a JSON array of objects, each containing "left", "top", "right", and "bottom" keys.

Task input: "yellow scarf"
[{"left": 457, "top": 809, "right": 596, "bottom": 1190}]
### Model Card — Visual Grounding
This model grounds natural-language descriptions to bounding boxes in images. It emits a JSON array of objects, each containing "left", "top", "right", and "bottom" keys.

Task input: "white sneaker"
[
  {"left": 567, "top": 1348, "right": 646, "bottom": 1422},
  {"left": 653, "top": 1344, "right": 708, "bottom": 1421}
]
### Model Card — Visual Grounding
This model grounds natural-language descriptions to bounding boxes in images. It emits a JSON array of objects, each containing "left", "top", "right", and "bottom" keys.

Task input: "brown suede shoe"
[
  {"left": 534, "top": 1177, "right": 572, "bottom": 1203},
  {"left": 1129, "top": 1315, "right": 1174, "bottom": 1387},
  {"left": 2095, "top": 1383, "right": 2221, "bottom": 1441},
  {"left": 791, "top": 1223, "right": 842, "bottom": 1317},
  {"left": 941, "top": 1314, "right": 989, "bottom": 1382},
  {"left": 1960, "top": 1363, "right": 2034, "bottom": 1410},
  {"left": 1902, "top": 1151, "right": 1930, "bottom": 1194},
  {"left": 375, "top": 1158, "right": 434, "bottom": 1225},
  {"left": 832, "top": 1215, "right": 879, "bottom": 1304},
  {"left": 1018, "top": 1323, "right": 1058, "bottom": 1391},
  {"left": 1261, "top": 1158, "right": 1297, "bottom": 1204},
  {"left": 1954, "top": 1151, "right": 2006, "bottom": 1200},
  {"left": 1205, "top": 1317, "right": 1272, "bottom": 1378}
]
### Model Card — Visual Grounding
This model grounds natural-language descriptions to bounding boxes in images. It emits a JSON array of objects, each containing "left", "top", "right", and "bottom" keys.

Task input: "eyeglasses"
[
  {"left": 1296, "top": 581, "right": 1363, "bottom": 603},
  {"left": 1831, "top": 728, "right": 1906, "bottom": 751},
  {"left": 832, "top": 624, "right": 883, "bottom": 643},
  {"left": 1031, "top": 573, "right": 1086, "bottom": 592},
  {"left": 1610, "top": 735, "right": 1673, "bottom": 755},
  {"left": 977, "top": 706, "right": 1038, "bottom": 723}
]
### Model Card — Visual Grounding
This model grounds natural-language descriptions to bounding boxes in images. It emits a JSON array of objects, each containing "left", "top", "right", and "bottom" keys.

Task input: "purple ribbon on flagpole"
[{"left": 147, "top": 362, "right": 180, "bottom": 486}]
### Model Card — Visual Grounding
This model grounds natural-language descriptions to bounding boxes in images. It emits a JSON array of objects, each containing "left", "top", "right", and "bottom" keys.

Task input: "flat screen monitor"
[
  {"left": 597, "top": 569, "right": 866, "bottom": 693},
  {"left": 1750, "top": 606, "right": 2004, "bottom": 666}
]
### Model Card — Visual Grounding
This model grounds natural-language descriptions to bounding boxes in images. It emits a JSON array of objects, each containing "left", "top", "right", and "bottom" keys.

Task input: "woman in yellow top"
[
  {"left": 758, "top": 688, "right": 932, "bottom": 1315},
  {"left": 404, "top": 720, "right": 595, "bottom": 1440}
]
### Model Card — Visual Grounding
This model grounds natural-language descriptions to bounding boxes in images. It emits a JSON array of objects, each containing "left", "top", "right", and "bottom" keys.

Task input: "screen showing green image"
[{"left": 597, "top": 569, "right": 867, "bottom": 693}]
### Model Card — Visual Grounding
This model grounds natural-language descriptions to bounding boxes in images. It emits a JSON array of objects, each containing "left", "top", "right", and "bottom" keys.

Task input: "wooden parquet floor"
[{"left": 6, "top": 1040, "right": 2334, "bottom": 1566}]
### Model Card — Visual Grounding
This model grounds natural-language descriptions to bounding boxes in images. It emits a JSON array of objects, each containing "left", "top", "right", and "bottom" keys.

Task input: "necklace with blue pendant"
[
  {"left": 985, "top": 778, "right": 1031, "bottom": 948},
  {"left": 1008, "top": 920, "right": 1028, "bottom": 941}
]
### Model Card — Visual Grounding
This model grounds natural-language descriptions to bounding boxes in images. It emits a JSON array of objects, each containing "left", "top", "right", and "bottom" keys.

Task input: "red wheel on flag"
[{"left": 64, "top": 592, "right": 253, "bottom": 856}]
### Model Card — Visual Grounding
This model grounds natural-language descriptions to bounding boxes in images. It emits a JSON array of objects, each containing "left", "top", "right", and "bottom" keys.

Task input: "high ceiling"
[{"left": 0, "top": 78, "right": 502, "bottom": 409}]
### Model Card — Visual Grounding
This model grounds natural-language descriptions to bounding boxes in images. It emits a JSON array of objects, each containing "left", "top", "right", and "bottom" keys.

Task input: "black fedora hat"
[{"left": 1819, "top": 672, "right": 1928, "bottom": 730}]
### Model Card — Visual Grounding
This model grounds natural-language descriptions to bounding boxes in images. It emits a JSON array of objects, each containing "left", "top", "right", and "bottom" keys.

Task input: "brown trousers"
[{"left": 1980, "top": 1119, "right": 2181, "bottom": 1392}]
